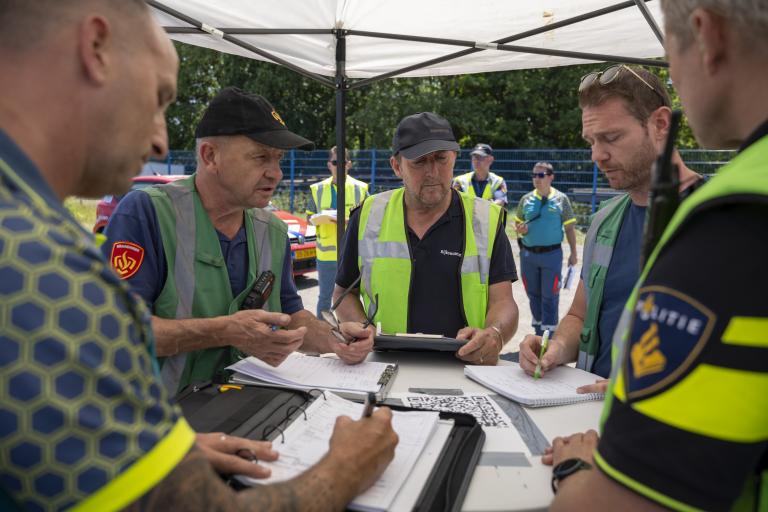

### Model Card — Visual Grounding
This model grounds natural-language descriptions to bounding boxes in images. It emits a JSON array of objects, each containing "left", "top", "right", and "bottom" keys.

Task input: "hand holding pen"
[
  {"left": 519, "top": 329, "right": 563, "bottom": 377},
  {"left": 533, "top": 329, "right": 551, "bottom": 379}
]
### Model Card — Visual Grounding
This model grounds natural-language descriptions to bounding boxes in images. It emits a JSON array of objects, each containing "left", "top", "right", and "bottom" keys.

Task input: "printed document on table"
[
  {"left": 240, "top": 393, "right": 439, "bottom": 512},
  {"left": 227, "top": 353, "right": 391, "bottom": 394}
]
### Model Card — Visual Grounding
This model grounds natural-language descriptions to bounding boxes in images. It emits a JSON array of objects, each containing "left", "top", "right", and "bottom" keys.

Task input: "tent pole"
[
  {"left": 633, "top": 0, "right": 665, "bottom": 45},
  {"left": 335, "top": 30, "right": 348, "bottom": 262}
]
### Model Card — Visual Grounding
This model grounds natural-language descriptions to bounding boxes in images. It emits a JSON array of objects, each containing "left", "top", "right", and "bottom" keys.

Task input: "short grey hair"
[{"left": 661, "top": 0, "right": 768, "bottom": 49}]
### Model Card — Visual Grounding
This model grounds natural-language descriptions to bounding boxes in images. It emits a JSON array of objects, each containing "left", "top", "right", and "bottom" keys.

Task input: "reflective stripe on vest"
[
  {"left": 311, "top": 177, "right": 368, "bottom": 260},
  {"left": 358, "top": 188, "right": 499, "bottom": 333},
  {"left": 148, "top": 176, "right": 285, "bottom": 393},
  {"left": 577, "top": 194, "right": 632, "bottom": 372}
]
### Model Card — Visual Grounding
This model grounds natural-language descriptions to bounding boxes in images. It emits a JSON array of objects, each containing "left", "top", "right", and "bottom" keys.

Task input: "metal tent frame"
[{"left": 149, "top": 0, "right": 666, "bottom": 251}]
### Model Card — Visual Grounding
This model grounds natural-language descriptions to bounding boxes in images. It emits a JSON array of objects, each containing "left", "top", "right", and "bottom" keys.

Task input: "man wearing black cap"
[
  {"left": 333, "top": 112, "right": 520, "bottom": 365},
  {"left": 453, "top": 143, "right": 508, "bottom": 207},
  {"left": 103, "top": 87, "right": 373, "bottom": 395}
]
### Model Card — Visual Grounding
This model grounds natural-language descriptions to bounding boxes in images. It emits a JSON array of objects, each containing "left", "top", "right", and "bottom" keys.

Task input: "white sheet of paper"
[
  {"left": 240, "top": 393, "right": 439, "bottom": 512},
  {"left": 401, "top": 393, "right": 513, "bottom": 428}
]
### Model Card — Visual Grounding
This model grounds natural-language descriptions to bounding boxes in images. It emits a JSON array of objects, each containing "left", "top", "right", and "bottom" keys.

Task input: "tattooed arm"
[{"left": 127, "top": 407, "right": 398, "bottom": 511}]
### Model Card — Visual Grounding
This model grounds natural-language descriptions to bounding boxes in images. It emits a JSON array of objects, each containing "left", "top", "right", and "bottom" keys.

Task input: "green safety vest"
[
  {"left": 357, "top": 188, "right": 501, "bottom": 333},
  {"left": 577, "top": 194, "right": 633, "bottom": 371},
  {"left": 147, "top": 175, "right": 286, "bottom": 393},
  {"left": 453, "top": 171, "right": 506, "bottom": 201},
  {"left": 308, "top": 176, "right": 368, "bottom": 261},
  {"left": 600, "top": 135, "right": 768, "bottom": 511}
]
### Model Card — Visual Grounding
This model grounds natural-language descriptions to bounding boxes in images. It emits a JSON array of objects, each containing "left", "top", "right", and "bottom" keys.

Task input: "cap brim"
[
  {"left": 399, "top": 139, "right": 460, "bottom": 160},
  {"left": 470, "top": 150, "right": 488, "bottom": 156},
  {"left": 245, "top": 129, "right": 315, "bottom": 151}
]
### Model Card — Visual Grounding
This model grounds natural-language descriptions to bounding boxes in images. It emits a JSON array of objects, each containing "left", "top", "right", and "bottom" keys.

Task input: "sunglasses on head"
[
  {"left": 578, "top": 64, "right": 665, "bottom": 103},
  {"left": 532, "top": 172, "right": 552, "bottom": 178}
]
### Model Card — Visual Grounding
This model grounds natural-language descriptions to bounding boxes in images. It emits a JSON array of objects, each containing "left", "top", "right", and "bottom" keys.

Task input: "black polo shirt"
[{"left": 337, "top": 189, "right": 517, "bottom": 336}]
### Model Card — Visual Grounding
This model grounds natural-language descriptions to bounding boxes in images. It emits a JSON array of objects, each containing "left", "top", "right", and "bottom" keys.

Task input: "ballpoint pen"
[
  {"left": 362, "top": 391, "right": 376, "bottom": 418},
  {"left": 533, "top": 329, "right": 550, "bottom": 380}
]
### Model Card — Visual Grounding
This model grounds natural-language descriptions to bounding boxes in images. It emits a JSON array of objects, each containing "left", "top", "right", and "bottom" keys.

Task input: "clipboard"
[
  {"left": 374, "top": 334, "right": 468, "bottom": 353},
  {"left": 177, "top": 382, "right": 484, "bottom": 512}
]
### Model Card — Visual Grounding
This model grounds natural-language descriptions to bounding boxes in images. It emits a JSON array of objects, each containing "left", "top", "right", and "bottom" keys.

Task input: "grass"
[{"left": 64, "top": 197, "right": 98, "bottom": 230}]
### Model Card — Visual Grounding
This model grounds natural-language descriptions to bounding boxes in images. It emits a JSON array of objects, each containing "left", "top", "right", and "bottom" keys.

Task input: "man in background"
[
  {"left": 514, "top": 161, "right": 578, "bottom": 336},
  {"left": 453, "top": 143, "right": 508, "bottom": 207},
  {"left": 306, "top": 146, "right": 368, "bottom": 317}
]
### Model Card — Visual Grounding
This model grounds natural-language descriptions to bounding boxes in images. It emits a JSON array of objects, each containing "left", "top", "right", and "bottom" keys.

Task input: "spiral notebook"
[{"left": 464, "top": 362, "right": 604, "bottom": 407}]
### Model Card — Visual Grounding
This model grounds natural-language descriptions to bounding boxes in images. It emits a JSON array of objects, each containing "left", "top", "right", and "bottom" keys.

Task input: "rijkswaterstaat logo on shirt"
[{"left": 625, "top": 286, "right": 715, "bottom": 400}]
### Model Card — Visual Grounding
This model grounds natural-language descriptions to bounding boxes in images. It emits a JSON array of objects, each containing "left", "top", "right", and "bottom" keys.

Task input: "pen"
[
  {"left": 236, "top": 448, "right": 258, "bottom": 463},
  {"left": 533, "top": 329, "right": 550, "bottom": 380},
  {"left": 362, "top": 391, "right": 376, "bottom": 418}
]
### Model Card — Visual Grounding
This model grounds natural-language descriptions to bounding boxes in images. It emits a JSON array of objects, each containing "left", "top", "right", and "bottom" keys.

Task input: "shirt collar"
[
  {"left": 738, "top": 118, "right": 768, "bottom": 153},
  {"left": 0, "top": 128, "right": 84, "bottom": 226}
]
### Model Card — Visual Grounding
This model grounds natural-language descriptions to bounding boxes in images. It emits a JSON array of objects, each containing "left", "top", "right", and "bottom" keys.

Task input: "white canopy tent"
[{"left": 149, "top": 0, "right": 666, "bottom": 239}]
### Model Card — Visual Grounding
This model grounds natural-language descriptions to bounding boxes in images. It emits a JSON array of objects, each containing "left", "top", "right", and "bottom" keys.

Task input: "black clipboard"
[
  {"left": 375, "top": 334, "right": 468, "bottom": 352},
  {"left": 177, "top": 382, "right": 484, "bottom": 512}
]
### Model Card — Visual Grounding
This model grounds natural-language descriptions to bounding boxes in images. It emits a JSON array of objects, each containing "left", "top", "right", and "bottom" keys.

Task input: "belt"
[{"left": 521, "top": 243, "right": 561, "bottom": 254}]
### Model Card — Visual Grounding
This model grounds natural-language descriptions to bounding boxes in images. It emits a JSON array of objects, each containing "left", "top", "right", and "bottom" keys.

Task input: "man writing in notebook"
[
  {"left": 0, "top": 1, "right": 397, "bottom": 509},
  {"left": 547, "top": 1, "right": 768, "bottom": 510},
  {"left": 518, "top": 66, "right": 703, "bottom": 390},
  {"left": 333, "top": 112, "right": 519, "bottom": 365},
  {"left": 103, "top": 87, "right": 373, "bottom": 395}
]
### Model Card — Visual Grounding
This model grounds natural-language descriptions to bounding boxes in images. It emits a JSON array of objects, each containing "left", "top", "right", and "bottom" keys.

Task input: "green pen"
[{"left": 533, "top": 329, "right": 551, "bottom": 380}]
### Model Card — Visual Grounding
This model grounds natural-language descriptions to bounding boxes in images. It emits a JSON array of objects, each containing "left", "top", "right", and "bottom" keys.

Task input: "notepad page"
[
  {"left": 464, "top": 363, "right": 604, "bottom": 407},
  {"left": 227, "top": 353, "right": 390, "bottom": 393},
  {"left": 240, "top": 393, "right": 439, "bottom": 512}
]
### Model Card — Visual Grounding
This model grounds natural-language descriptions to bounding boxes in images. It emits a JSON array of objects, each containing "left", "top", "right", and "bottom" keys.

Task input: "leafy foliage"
[{"left": 167, "top": 43, "right": 699, "bottom": 151}]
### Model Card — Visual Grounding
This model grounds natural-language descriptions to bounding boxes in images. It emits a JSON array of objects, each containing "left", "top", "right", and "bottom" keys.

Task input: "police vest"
[
  {"left": 147, "top": 175, "right": 286, "bottom": 393},
  {"left": 309, "top": 176, "right": 368, "bottom": 261},
  {"left": 357, "top": 188, "right": 501, "bottom": 333},
  {"left": 577, "top": 194, "right": 633, "bottom": 372},
  {"left": 603, "top": 135, "right": 768, "bottom": 511},
  {"left": 454, "top": 171, "right": 505, "bottom": 201}
]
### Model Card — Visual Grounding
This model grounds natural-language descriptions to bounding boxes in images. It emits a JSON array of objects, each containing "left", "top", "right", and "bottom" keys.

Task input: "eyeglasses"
[
  {"left": 320, "top": 275, "right": 378, "bottom": 344},
  {"left": 579, "top": 65, "right": 665, "bottom": 103},
  {"left": 531, "top": 172, "right": 552, "bottom": 179},
  {"left": 329, "top": 160, "right": 351, "bottom": 166}
]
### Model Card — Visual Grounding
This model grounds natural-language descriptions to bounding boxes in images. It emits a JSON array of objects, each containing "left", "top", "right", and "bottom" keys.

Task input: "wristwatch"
[{"left": 551, "top": 458, "right": 592, "bottom": 493}]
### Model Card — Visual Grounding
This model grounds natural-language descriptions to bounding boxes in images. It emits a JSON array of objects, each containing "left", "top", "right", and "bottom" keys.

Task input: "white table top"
[{"left": 369, "top": 351, "right": 604, "bottom": 512}]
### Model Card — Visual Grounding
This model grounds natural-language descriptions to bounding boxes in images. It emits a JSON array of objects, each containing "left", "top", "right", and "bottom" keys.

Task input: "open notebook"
[
  {"left": 465, "top": 362, "right": 605, "bottom": 407},
  {"left": 239, "top": 392, "right": 442, "bottom": 512}
]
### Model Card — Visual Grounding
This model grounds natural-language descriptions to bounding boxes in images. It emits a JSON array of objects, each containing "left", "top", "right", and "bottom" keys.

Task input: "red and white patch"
[{"left": 110, "top": 241, "right": 145, "bottom": 280}]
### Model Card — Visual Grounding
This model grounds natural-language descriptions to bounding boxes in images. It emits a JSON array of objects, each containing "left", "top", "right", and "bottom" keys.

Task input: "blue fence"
[{"left": 158, "top": 148, "right": 734, "bottom": 226}]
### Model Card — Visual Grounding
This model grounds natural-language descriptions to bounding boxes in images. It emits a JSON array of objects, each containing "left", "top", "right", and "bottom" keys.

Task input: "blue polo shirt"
[
  {"left": 515, "top": 187, "right": 576, "bottom": 247},
  {"left": 101, "top": 190, "right": 303, "bottom": 314},
  {"left": 0, "top": 129, "right": 191, "bottom": 511}
]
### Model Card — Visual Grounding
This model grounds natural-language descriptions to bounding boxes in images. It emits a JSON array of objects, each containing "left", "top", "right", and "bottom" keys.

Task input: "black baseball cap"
[
  {"left": 470, "top": 143, "right": 493, "bottom": 157},
  {"left": 195, "top": 87, "right": 315, "bottom": 151},
  {"left": 392, "top": 112, "right": 460, "bottom": 159}
]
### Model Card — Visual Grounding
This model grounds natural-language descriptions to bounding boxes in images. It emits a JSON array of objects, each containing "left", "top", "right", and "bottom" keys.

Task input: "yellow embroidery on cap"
[{"left": 271, "top": 110, "right": 286, "bottom": 126}]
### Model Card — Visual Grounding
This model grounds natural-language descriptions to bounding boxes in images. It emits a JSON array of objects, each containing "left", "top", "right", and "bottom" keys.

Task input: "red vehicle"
[{"left": 94, "top": 175, "right": 317, "bottom": 276}]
